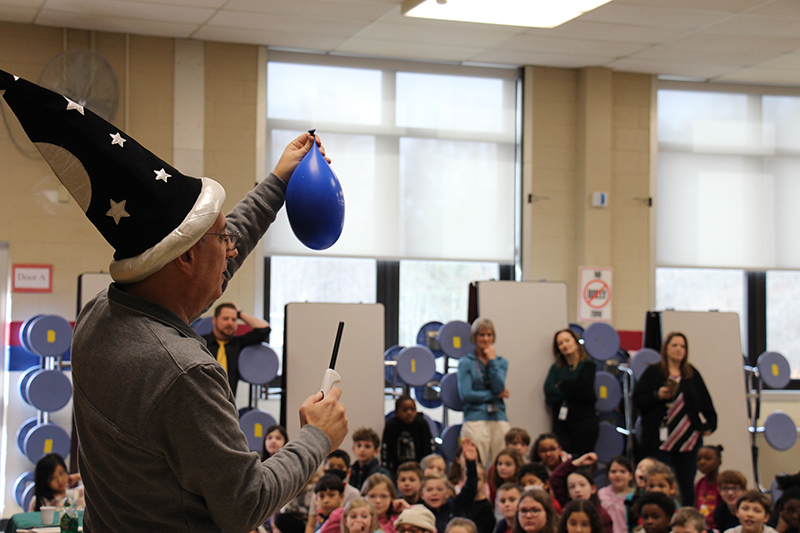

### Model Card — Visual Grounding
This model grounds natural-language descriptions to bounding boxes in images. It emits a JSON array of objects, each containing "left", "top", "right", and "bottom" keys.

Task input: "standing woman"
[
  {"left": 543, "top": 329, "right": 599, "bottom": 457},
  {"left": 458, "top": 318, "right": 510, "bottom": 468},
  {"left": 633, "top": 331, "right": 717, "bottom": 507}
]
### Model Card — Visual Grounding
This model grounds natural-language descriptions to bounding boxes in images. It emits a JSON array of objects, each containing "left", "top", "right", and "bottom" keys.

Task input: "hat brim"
[{"left": 109, "top": 177, "right": 225, "bottom": 283}]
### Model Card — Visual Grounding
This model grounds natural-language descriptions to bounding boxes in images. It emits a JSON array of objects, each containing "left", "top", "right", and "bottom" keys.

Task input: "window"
[{"left": 767, "top": 271, "right": 800, "bottom": 379}]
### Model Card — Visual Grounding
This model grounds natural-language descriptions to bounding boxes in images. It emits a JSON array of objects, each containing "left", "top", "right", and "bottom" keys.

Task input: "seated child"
[
  {"left": 449, "top": 518, "right": 480, "bottom": 533},
  {"left": 726, "top": 490, "right": 776, "bottom": 533},
  {"left": 313, "top": 474, "right": 345, "bottom": 532},
  {"left": 714, "top": 471, "right": 748, "bottom": 533},
  {"left": 362, "top": 473, "right": 405, "bottom": 533},
  {"left": 558, "top": 499, "right": 606, "bottom": 533},
  {"left": 625, "top": 458, "right": 657, "bottom": 533},
  {"left": 767, "top": 486, "right": 800, "bottom": 533},
  {"left": 597, "top": 456, "right": 634, "bottom": 533},
  {"left": 321, "top": 497, "right": 378, "bottom": 533},
  {"left": 671, "top": 507, "right": 706, "bottom": 533},
  {"left": 504, "top": 428, "right": 532, "bottom": 461},
  {"left": 494, "top": 483, "right": 523, "bottom": 533},
  {"left": 397, "top": 462, "right": 424, "bottom": 505},
  {"left": 695, "top": 445, "right": 723, "bottom": 529},
  {"left": 633, "top": 492, "right": 676, "bottom": 533},
  {"left": 30, "top": 453, "right": 84, "bottom": 512},
  {"left": 549, "top": 452, "right": 613, "bottom": 533},
  {"left": 395, "top": 505, "right": 438, "bottom": 533},
  {"left": 351, "top": 427, "right": 392, "bottom": 490},
  {"left": 382, "top": 395, "right": 434, "bottom": 475},
  {"left": 470, "top": 463, "right": 497, "bottom": 533},
  {"left": 422, "top": 454, "right": 448, "bottom": 477},
  {"left": 306, "top": 450, "right": 362, "bottom": 533},
  {"left": 519, "top": 463, "right": 562, "bottom": 514},
  {"left": 422, "top": 437, "right": 479, "bottom": 533}
]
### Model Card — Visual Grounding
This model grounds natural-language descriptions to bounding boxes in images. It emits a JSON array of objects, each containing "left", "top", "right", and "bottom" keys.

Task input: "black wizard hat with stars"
[{"left": 0, "top": 68, "right": 225, "bottom": 283}]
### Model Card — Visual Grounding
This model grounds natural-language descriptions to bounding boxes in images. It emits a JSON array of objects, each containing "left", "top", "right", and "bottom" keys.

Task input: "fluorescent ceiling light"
[{"left": 401, "top": 0, "right": 612, "bottom": 29}]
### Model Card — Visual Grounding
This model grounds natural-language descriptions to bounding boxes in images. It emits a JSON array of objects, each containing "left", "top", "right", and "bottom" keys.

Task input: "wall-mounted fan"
[{"left": 38, "top": 49, "right": 119, "bottom": 122}]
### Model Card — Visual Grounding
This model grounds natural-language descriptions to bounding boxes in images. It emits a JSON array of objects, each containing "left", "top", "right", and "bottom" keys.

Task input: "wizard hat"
[{"left": 0, "top": 68, "right": 225, "bottom": 283}]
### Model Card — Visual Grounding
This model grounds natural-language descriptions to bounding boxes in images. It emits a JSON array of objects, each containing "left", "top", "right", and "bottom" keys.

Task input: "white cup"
[{"left": 40, "top": 506, "right": 56, "bottom": 525}]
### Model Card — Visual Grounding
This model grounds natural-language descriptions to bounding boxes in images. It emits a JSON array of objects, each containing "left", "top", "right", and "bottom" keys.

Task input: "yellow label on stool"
[
  {"left": 772, "top": 364, "right": 779, "bottom": 376},
  {"left": 600, "top": 386, "right": 607, "bottom": 399},
  {"left": 44, "top": 439, "right": 53, "bottom": 453},
  {"left": 453, "top": 337, "right": 461, "bottom": 348},
  {"left": 411, "top": 359, "right": 416, "bottom": 373},
  {"left": 255, "top": 423, "right": 263, "bottom": 438},
  {"left": 47, "top": 330, "right": 56, "bottom": 343}
]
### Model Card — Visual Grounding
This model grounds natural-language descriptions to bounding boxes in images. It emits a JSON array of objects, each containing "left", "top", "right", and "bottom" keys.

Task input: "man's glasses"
[{"left": 206, "top": 231, "right": 240, "bottom": 250}]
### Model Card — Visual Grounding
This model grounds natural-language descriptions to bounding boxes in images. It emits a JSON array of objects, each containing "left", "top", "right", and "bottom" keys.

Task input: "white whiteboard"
[
  {"left": 476, "top": 281, "right": 569, "bottom": 448},
  {"left": 659, "top": 311, "right": 754, "bottom": 482},
  {"left": 284, "top": 303, "right": 385, "bottom": 453}
]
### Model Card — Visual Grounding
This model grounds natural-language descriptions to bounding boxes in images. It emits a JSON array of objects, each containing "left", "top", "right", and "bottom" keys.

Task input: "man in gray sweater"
[{"left": 0, "top": 71, "right": 347, "bottom": 533}]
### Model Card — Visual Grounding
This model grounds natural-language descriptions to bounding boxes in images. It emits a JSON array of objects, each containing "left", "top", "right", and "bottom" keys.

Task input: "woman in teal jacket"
[{"left": 457, "top": 317, "right": 510, "bottom": 468}]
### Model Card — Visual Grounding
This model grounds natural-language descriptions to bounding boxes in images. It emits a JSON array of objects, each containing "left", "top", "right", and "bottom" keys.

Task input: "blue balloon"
[{"left": 285, "top": 131, "right": 345, "bottom": 250}]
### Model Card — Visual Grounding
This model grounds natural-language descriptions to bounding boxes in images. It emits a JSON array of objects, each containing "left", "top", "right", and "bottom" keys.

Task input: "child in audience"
[
  {"left": 262, "top": 424, "right": 289, "bottom": 460},
  {"left": 490, "top": 448, "right": 525, "bottom": 505},
  {"left": 695, "top": 446, "right": 723, "bottom": 529},
  {"left": 449, "top": 518, "right": 481, "bottom": 533},
  {"left": 362, "top": 473, "right": 404, "bottom": 533},
  {"left": 313, "top": 474, "right": 345, "bottom": 532},
  {"left": 512, "top": 489, "right": 560, "bottom": 533},
  {"left": 351, "top": 427, "right": 392, "bottom": 490},
  {"left": 505, "top": 429, "right": 532, "bottom": 461},
  {"left": 382, "top": 395, "right": 434, "bottom": 475},
  {"left": 397, "top": 462, "right": 424, "bottom": 505},
  {"left": 470, "top": 463, "right": 497, "bottom": 533},
  {"left": 340, "top": 498, "right": 379, "bottom": 533},
  {"left": 451, "top": 444, "right": 485, "bottom": 494},
  {"left": 550, "top": 452, "right": 613, "bottom": 533},
  {"left": 644, "top": 463, "right": 681, "bottom": 508},
  {"left": 767, "top": 486, "right": 800, "bottom": 533},
  {"left": 713, "top": 471, "right": 748, "bottom": 533},
  {"left": 306, "top": 450, "right": 362, "bottom": 533},
  {"left": 494, "top": 483, "right": 524, "bottom": 533},
  {"left": 395, "top": 505, "right": 438, "bottom": 533},
  {"left": 625, "top": 458, "right": 657, "bottom": 533},
  {"left": 30, "top": 453, "right": 84, "bottom": 511},
  {"left": 530, "top": 434, "right": 570, "bottom": 474},
  {"left": 421, "top": 437, "right": 479, "bottom": 533},
  {"left": 422, "top": 454, "right": 448, "bottom": 477},
  {"left": 671, "top": 507, "right": 706, "bottom": 533},
  {"left": 598, "top": 455, "right": 634, "bottom": 533},
  {"left": 729, "top": 490, "right": 776, "bottom": 533},
  {"left": 558, "top": 499, "right": 606, "bottom": 533},
  {"left": 634, "top": 492, "right": 676, "bottom": 533},
  {"left": 519, "top": 463, "right": 562, "bottom": 514}
]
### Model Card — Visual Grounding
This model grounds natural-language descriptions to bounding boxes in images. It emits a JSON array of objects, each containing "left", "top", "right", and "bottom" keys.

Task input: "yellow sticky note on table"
[
  {"left": 47, "top": 330, "right": 56, "bottom": 343},
  {"left": 44, "top": 439, "right": 53, "bottom": 453},
  {"left": 600, "top": 386, "right": 607, "bottom": 399},
  {"left": 453, "top": 337, "right": 461, "bottom": 348},
  {"left": 772, "top": 364, "right": 779, "bottom": 376},
  {"left": 254, "top": 423, "right": 263, "bottom": 438}
]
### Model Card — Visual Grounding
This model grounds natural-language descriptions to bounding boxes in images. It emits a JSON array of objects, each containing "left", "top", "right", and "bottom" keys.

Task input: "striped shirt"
[{"left": 659, "top": 391, "right": 701, "bottom": 452}]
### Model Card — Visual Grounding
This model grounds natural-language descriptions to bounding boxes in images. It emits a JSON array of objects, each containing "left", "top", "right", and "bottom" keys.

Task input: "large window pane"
[
  {"left": 269, "top": 256, "right": 377, "bottom": 366},
  {"left": 398, "top": 260, "right": 499, "bottom": 348},
  {"left": 655, "top": 267, "right": 746, "bottom": 350},
  {"left": 767, "top": 271, "right": 800, "bottom": 379}
]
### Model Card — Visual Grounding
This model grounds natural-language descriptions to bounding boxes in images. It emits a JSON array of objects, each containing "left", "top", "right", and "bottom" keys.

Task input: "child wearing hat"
[{"left": 396, "top": 505, "right": 438, "bottom": 533}]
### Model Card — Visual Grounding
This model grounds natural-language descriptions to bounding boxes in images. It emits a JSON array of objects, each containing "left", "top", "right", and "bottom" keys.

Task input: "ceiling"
[{"left": 1, "top": 0, "right": 800, "bottom": 86}]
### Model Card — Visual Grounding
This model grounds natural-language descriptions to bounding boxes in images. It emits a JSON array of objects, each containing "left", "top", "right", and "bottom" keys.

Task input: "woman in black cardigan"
[{"left": 633, "top": 331, "right": 717, "bottom": 507}]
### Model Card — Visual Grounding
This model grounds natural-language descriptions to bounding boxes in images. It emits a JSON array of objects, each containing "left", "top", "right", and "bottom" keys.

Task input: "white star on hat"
[
  {"left": 65, "top": 96, "right": 85, "bottom": 115},
  {"left": 13, "top": 75, "right": 19, "bottom": 81},
  {"left": 110, "top": 133, "right": 126, "bottom": 147},
  {"left": 154, "top": 168, "right": 171, "bottom": 183},
  {"left": 107, "top": 199, "right": 130, "bottom": 225}
]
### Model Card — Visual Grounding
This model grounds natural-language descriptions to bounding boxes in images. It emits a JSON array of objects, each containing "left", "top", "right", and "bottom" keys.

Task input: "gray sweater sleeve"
[{"left": 150, "top": 363, "right": 330, "bottom": 533}]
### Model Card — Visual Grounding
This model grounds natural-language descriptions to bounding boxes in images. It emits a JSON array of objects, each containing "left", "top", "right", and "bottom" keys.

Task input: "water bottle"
[{"left": 59, "top": 497, "right": 78, "bottom": 533}]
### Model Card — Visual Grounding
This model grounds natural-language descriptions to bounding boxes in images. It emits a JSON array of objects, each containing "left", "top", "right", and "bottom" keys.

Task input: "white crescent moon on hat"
[{"left": 35, "top": 142, "right": 92, "bottom": 212}]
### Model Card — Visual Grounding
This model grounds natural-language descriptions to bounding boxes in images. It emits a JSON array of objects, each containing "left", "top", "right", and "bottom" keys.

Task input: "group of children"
[{"left": 24, "top": 394, "right": 798, "bottom": 533}]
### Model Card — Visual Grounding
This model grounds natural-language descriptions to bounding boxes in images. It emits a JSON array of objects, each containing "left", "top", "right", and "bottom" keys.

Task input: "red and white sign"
[
  {"left": 13, "top": 264, "right": 52, "bottom": 293},
  {"left": 578, "top": 266, "right": 612, "bottom": 322}
]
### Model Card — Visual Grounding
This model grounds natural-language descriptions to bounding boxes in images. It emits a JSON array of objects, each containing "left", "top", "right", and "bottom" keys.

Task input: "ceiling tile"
[
  {"left": 351, "top": 21, "right": 517, "bottom": 48},
  {"left": 498, "top": 34, "right": 648, "bottom": 58},
  {"left": 712, "top": 67, "right": 800, "bottom": 86},
  {"left": 627, "top": 43, "right": 784, "bottom": 67},
  {"left": 613, "top": 0, "right": 767, "bottom": 13},
  {"left": 193, "top": 25, "right": 346, "bottom": 49},
  {"left": 0, "top": 5, "right": 37, "bottom": 22},
  {"left": 36, "top": 10, "right": 198, "bottom": 37},
  {"left": 579, "top": 3, "right": 731, "bottom": 30},
  {"left": 747, "top": 0, "right": 800, "bottom": 18},
  {"left": 42, "top": 0, "right": 215, "bottom": 24},
  {"left": 470, "top": 49, "right": 610, "bottom": 68},
  {"left": 334, "top": 37, "right": 484, "bottom": 63},
  {"left": 224, "top": 0, "right": 394, "bottom": 20},
  {"left": 206, "top": 10, "right": 364, "bottom": 37},
  {"left": 608, "top": 58, "right": 734, "bottom": 79},
  {"left": 704, "top": 13, "right": 800, "bottom": 37},
  {"left": 669, "top": 32, "right": 800, "bottom": 54},
  {"left": 128, "top": 0, "right": 227, "bottom": 8},
  {"left": 754, "top": 51, "right": 800, "bottom": 70},
  {"left": 543, "top": 20, "right": 678, "bottom": 44}
]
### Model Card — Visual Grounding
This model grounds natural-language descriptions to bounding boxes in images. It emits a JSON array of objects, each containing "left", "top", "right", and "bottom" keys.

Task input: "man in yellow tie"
[{"left": 202, "top": 302, "right": 270, "bottom": 398}]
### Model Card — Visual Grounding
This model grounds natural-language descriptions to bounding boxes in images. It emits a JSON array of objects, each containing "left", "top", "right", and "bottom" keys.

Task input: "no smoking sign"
[{"left": 579, "top": 266, "right": 612, "bottom": 322}]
